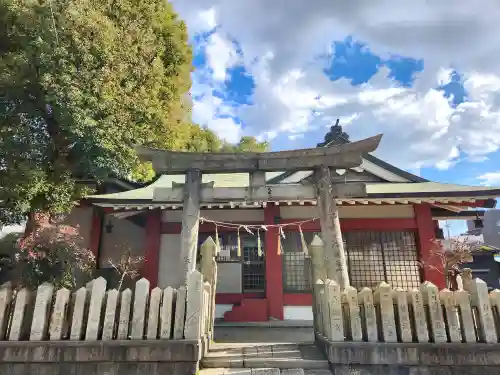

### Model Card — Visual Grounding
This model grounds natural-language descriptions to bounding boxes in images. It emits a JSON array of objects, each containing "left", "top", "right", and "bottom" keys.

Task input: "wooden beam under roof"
[{"left": 152, "top": 183, "right": 367, "bottom": 203}]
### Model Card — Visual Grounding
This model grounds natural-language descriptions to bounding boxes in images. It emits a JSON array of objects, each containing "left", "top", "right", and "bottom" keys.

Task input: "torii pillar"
[
  {"left": 179, "top": 169, "right": 202, "bottom": 286},
  {"left": 315, "top": 166, "right": 351, "bottom": 289}
]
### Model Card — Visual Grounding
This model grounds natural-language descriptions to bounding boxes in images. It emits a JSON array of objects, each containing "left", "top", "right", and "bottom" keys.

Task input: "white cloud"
[
  {"left": 205, "top": 33, "right": 239, "bottom": 81},
  {"left": 173, "top": 5, "right": 217, "bottom": 35},
  {"left": 205, "top": 117, "right": 242, "bottom": 144},
  {"left": 190, "top": 85, "right": 242, "bottom": 143},
  {"left": 436, "top": 67, "right": 454, "bottom": 87},
  {"left": 172, "top": 1, "right": 500, "bottom": 171},
  {"left": 174, "top": 1, "right": 500, "bottom": 76},
  {"left": 478, "top": 172, "right": 500, "bottom": 186},
  {"left": 288, "top": 133, "right": 304, "bottom": 141},
  {"left": 198, "top": 8, "right": 217, "bottom": 30}
]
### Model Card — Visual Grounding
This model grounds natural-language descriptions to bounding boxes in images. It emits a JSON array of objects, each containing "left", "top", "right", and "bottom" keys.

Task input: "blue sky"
[
  {"left": 172, "top": 1, "right": 500, "bottom": 237},
  {"left": 189, "top": 31, "right": 500, "bottom": 236},
  {"left": 193, "top": 34, "right": 497, "bottom": 184}
]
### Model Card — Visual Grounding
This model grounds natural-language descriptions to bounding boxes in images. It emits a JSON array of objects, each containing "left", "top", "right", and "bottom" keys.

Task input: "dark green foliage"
[
  {"left": 186, "top": 127, "right": 269, "bottom": 153},
  {"left": 226, "top": 136, "right": 269, "bottom": 153},
  {"left": 0, "top": 0, "right": 267, "bottom": 225}
]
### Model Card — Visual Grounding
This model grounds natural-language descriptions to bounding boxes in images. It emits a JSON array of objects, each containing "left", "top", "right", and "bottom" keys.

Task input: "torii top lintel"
[{"left": 136, "top": 134, "right": 383, "bottom": 174}]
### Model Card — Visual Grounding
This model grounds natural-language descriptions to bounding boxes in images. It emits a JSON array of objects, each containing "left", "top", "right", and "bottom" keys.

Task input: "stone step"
[
  {"left": 202, "top": 343, "right": 330, "bottom": 370},
  {"left": 201, "top": 356, "right": 330, "bottom": 370},
  {"left": 199, "top": 369, "right": 332, "bottom": 374},
  {"left": 215, "top": 320, "right": 314, "bottom": 328}
]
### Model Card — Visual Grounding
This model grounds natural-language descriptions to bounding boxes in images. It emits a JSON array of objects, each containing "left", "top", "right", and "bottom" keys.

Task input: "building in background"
[
  {"left": 49, "top": 126, "right": 500, "bottom": 321},
  {"left": 453, "top": 209, "right": 500, "bottom": 290}
]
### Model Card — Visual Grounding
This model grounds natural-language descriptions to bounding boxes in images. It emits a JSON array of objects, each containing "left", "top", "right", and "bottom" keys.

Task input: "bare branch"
[
  {"left": 418, "top": 237, "right": 475, "bottom": 290},
  {"left": 108, "top": 250, "right": 144, "bottom": 291}
]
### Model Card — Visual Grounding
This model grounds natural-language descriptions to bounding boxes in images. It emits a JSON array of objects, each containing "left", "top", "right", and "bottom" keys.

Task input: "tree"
[
  {"left": 224, "top": 136, "right": 269, "bottom": 153},
  {"left": 184, "top": 126, "right": 269, "bottom": 153},
  {"left": 0, "top": 0, "right": 262, "bottom": 229},
  {"left": 418, "top": 237, "right": 475, "bottom": 290}
]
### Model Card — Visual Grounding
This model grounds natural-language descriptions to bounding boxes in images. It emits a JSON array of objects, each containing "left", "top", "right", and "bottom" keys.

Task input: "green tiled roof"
[
  {"left": 86, "top": 174, "right": 245, "bottom": 201},
  {"left": 86, "top": 176, "right": 500, "bottom": 202},
  {"left": 88, "top": 173, "right": 283, "bottom": 201}
]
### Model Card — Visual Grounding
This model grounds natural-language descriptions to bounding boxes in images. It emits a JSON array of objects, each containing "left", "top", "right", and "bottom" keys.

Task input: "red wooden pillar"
[
  {"left": 415, "top": 204, "right": 446, "bottom": 288},
  {"left": 144, "top": 209, "right": 162, "bottom": 287},
  {"left": 89, "top": 209, "right": 102, "bottom": 262},
  {"left": 264, "top": 204, "right": 284, "bottom": 320}
]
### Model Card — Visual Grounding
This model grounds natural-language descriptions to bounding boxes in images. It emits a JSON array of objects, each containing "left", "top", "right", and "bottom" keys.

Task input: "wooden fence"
[
  {"left": 0, "top": 237, "right": 218, "bottom": 342},
  {"left": 310, "top": 235, "right": 500, "bottom": 344}
]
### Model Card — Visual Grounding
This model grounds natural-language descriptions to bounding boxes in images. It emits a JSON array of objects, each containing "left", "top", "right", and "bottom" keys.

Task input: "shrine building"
[{"left": 71, "top": 125, "right": 500, "bottom": 322}]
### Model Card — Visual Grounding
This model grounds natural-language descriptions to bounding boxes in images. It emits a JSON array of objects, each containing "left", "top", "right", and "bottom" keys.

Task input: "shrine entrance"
[
  {"left": 136, "top": 133, "right": 383, "bottom": 294},
  {"left": 103, "top": 132, "right": 384, "bottom": 373},
  {"left": 199, "top": 232, "right": 266, "bottom": 295},
  {"left": 241, "top": 234, "right": 266, "bottom": 294}
]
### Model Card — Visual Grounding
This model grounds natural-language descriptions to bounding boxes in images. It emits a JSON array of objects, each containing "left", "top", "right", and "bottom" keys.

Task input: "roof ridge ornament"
[{"left": 317, "top": 119, "right": 350, "bottom": 147}]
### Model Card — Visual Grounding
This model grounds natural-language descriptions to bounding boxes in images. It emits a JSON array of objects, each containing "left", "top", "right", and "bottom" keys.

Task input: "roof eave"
[
  {"left": 86, "top": 194, "right": 497, "bottom": 208},
  {"left": 324, "top": 135, "right": 427, "bottom": 183},
  {"left": 367, "top": 190, "right": 500, "bottom": 199},
  {"left": 363, "top": 153, "right": 428, "bottom": 183},
  {"left": 270, "top": 133, "right": 428, "bottom": 185},
  {"left": 431, "top": 208, "right": 486, "bottom": 220}
]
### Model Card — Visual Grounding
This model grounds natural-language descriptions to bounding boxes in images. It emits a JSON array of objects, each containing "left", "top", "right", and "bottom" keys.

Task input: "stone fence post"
[
  {"left": 184, "top": 270, "right": 204, "bottom": 339},
  {"left": 0, "top": 282, "right": 12, "bottom": 340},
  {"left": 309, "top": 235, "right": 326, "bottom": 335},
  {"left": 461, "top": 269, "right": 473, "bottom": 291},
  {"left": 464, "top": 278, "right": 497, "bottom": 343},
  {"left": 314, "top": 279, "right": 326, "bottom": 337},
  {"left": 30, "top": 282, "right": 54, "bottom": 341},
  {"left": 200, "top": 237, "right": 218, "bottom": 338},
  {"left": 326, "top": 279, "right": 344, "bottom": 341},
  {"left": 130, "top": 278, "right": 149, "bottom": 340}
]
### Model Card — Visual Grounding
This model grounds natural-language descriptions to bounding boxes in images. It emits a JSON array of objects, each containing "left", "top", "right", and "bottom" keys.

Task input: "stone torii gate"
[{"left": 136, "top": 134, "right": 382, "bottom": 289}]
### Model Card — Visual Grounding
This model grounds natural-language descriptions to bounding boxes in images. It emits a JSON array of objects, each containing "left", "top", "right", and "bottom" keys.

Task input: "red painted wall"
[
  {"left": 264, "top": 204, "right": 284, "bottom": 320},
  {"left": 144, "top": 209, "right": 161, "bottom": 287},
  {"left": 161, "top": 217, "right": 418, "bottom": 234},
  {"left": 283, "top": 293, "right": 312, "bottom": 306},
  {"left": 414, "top": 204, "right": 446, "bottom": 288},
  {"left": 216, "top": 293, "right": 262, "bottom": 304}
]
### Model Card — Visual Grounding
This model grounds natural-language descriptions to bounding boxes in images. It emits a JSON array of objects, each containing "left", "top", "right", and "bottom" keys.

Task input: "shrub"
[{"left": 0, "top": 217, "right": 95, "bottom": 290}]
